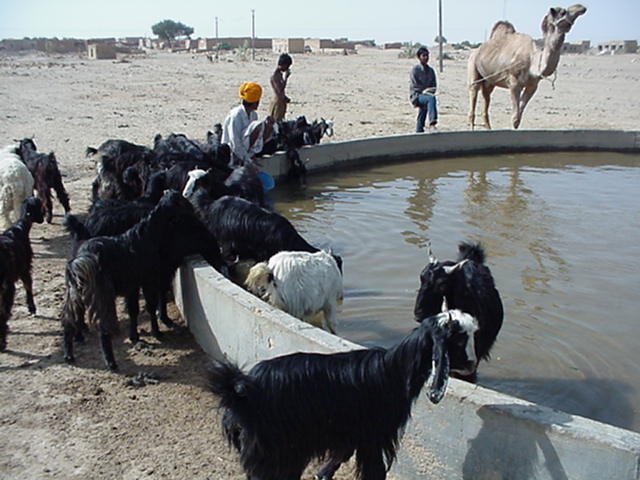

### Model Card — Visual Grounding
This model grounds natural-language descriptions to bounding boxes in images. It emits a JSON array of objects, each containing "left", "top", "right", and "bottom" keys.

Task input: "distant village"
[{"left": 0, "top": 35, "right": 637, "bottom": 59}]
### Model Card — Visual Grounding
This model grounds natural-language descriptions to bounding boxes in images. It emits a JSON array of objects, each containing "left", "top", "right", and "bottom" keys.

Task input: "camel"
[{"left": 467, "top": 4, "right": 587, "bottom": 130}]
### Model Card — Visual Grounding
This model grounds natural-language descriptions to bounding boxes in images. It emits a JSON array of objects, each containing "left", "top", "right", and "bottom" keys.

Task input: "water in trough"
[{"left": 270, "top": 150, "right": 640, "bottom": 433}]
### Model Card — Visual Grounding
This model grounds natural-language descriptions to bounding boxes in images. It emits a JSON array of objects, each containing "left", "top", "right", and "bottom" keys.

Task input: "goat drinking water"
[
  {"left": 244, "top": 250, "right": 343, "bottom": 333},
  {"left": 413, "top": 241, "right": 504, "bottom": 382}
]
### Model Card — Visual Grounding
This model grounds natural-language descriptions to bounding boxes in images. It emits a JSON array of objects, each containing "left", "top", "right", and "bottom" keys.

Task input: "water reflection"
[
  {"left": 403, "top": 177, "right": 437, "bottom": 250},
  {"left": 272, "top": 152, "right": 640, "bottom": 432},
  {"left": 461, "top": 166, "right": 569, "bottom": 296}
]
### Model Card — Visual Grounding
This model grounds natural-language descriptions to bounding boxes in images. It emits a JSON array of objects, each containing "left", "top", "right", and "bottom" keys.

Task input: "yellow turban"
[{"left": 239, "top": 82, "right": 262, "bottom": 103}]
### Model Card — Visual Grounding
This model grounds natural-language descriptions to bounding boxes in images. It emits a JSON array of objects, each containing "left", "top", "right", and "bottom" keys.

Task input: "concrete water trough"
[{"left": 174, "top": 129, "right": 640, "bottom": 480}]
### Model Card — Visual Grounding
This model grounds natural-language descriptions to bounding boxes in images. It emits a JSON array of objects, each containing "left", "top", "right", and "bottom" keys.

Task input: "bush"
[{"left": 398, "top": 42, "right": 425, "bottom": 59}]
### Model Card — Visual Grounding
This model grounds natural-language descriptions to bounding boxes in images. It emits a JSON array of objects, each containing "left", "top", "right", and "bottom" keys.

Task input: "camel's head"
[{"left": 541, "top": 4, "right": 587, "bottom": 35}]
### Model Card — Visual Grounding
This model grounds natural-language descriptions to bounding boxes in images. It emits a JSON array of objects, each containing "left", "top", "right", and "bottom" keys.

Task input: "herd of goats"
[{"left": 0, "top": 115, "right": 504, "bottom": 479}]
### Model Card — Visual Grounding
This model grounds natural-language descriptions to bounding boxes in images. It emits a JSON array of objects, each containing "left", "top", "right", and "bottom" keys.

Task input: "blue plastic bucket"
[{"left": 257, "top": 171, "right": 275, "bottom": 192}]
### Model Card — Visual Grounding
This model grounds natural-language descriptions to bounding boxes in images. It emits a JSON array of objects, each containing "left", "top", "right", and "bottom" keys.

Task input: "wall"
[
  {"left": 259, "top": 129, "right": 640, "bottom": 179},
  {"left": 175, "top": 130, "right": 640, "bottom": 479},
  {"left": 272, "top": 38, "right": 305, "bottom": 54},
  {"left": 87, "top": 43, "right": 116, "bottom": 60}
]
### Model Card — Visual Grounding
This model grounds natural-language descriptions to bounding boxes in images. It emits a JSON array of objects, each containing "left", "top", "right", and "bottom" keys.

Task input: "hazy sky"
[{"left": 0, "top": 1, "right": 637, "bottom": 45}]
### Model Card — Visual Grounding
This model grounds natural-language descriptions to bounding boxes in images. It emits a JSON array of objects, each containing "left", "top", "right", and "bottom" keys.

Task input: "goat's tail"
[
  {"left": 46, "top": 155, "right": 71, "bottom": 211},
  {"left": 458, "top": 241, "right": 485, "bottom": 264},
  {"left": 210, "top": 361, "right": 255, "bottom": 412},
  {"left": 63, "top": 214, "right": 90, "bottom": 242},
  {"left": 63, "top": 254, "right": 118, "bottom": 335}
]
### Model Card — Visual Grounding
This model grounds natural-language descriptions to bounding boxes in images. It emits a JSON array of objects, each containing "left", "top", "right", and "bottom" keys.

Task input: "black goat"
[
  {"left": 285, "top": 148, "right": 308, "bottom": 188},
  {"left": 153, "top": 131, "right": 230, "bottom": 171},
  {"left": 16, "top": 138, "right": 71, "bottom": 223},
  {"left": 206, "top": 123, "right": 223, "bottom": 150},
  {"left": 258, "top": 116, "right": 334, "bottom": 156},
  {"left": 155, "top": 162, "right": 229, "bottom": 197},
  {"left": 210, "top": 310, "right": 478, "bottom": 480},
  {"left": 153, "top": 132, "right": 208, "bottom": 167},
  {"left": 60, "top": 191, "right": 227, "bottom": 370},
  {"left": 87, "top": 167, "right": 166, "bottom": 214},
  {"left": 190, "top": 193, "right": 342, "bottom": 271},
  {"left": 413, "top": 241, "right": 504, "bottom": 383},
  {"left": 183, "top": 164, "right": 266, "bottom": 208},
  {"left": 0, "top": 197, "right": 44, "bottom": 351},
  {"left": 86, "top": 139, "right": 156, "bottom": 202},
  {"left": 64, "top": 199, "right": 154, "bottom": 256}
]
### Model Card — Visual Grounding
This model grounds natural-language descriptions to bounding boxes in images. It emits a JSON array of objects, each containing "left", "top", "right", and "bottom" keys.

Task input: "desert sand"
[{"left": 0, "top": 46, "right": 638, "bottom": 479}]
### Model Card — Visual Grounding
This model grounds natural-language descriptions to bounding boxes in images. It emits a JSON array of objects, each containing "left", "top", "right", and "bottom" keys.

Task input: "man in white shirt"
[{"left": 222, "top": 82, "right": 274, "bottom": 166}]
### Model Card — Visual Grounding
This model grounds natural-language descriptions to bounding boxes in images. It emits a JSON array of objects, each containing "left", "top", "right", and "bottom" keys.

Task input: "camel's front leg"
[
  {"left": 481, "top": 84, "right": 494, "bottom": 129},
  {"left": 516, "top": 81, "right": 540, "bottom": 129}
]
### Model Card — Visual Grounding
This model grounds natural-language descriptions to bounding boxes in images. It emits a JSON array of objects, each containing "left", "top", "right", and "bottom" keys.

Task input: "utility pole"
[
  {"left": 438, "top": 0, "right": 443, "bottom": 73},
  {"left": 251, "top": 9, "right": 255, "bottom": 61},
  {"left": 215, "top": 16, "right": 218, "bottom": 39}
]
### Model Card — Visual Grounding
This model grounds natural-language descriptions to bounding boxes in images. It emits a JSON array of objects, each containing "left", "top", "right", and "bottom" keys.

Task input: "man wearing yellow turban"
[{"left": 222, "top": 82, "right": 274, "bottom": 166}]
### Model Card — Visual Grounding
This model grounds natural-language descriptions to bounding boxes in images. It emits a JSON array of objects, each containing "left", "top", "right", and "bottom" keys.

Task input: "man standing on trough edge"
[{"left": 409, "top": 46, "right": 438, "bottom": 133}]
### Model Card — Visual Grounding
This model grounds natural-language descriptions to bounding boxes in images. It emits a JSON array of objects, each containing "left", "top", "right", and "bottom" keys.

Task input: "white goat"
[
  {"left": 0, "top": 144, "right": 35, "bottom": 229},
  {"left": 245, "top": 250, "right": 343, "bottom": 333}
]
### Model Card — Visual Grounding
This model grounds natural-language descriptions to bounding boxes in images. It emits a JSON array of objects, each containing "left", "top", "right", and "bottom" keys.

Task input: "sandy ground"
[{"left": 0, "top": 46, "right": 638, "bottom": 479}]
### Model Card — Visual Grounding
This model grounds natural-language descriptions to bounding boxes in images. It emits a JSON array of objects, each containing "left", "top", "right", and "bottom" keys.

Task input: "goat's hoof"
[
  {"left": 0, "top": 341, "right": 6, "bottom": 352},
  {"left": 64, "top": 354, "right": 75, "bottom": 364},
  {"left": 152, "top": 330, "right": 164, "bottom": 340},
  {"left": 133, "top": 340, "right": 153, "bottom": 352},
  {"left": 28, "top": 307, "right": 36, "bottom": 315},
  {"left": 106, "top": 362, "right": 118, "bottom": 372},
  {"left": 173, "top": 325, "right": 188, "bottom": 335},
  {"left": 160, "top": 318, "right": 177, "bottom": 329}
]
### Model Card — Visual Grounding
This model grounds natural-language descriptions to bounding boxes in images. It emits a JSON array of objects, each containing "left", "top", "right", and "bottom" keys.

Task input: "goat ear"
[{"left": 425, "top": 313, "right": 451, "bottom": 404}]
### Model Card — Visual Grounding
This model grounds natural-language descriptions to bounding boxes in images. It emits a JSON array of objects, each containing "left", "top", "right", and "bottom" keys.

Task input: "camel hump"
[{"left": 490, "top": 21, "right": 516, "bottom": 39}]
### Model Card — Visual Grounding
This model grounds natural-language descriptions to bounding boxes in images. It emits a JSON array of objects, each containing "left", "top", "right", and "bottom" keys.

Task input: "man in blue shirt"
[{"left": 409, "top": 47, "right": 438, "bottom": 133}]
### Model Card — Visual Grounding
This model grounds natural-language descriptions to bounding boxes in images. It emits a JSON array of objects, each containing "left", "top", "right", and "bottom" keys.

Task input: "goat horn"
[
  {"left": 443, "top": 259, "right": 469, "bottom": 274},
  {"left": 441, "top": 297, "right": 449, "bottom": 313},
  {"left": 427, "top": 242, "right": 438, "bottom": 264}
]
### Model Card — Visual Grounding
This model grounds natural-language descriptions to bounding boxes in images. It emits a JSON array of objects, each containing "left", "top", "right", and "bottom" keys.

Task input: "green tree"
[{"left": 151, "top": 19, "right": 194, "bottom": 47}]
